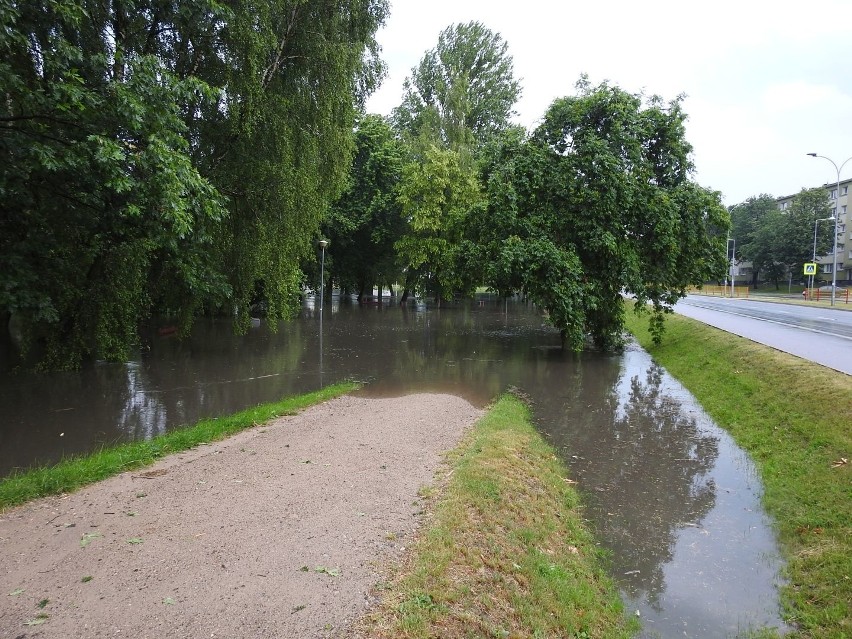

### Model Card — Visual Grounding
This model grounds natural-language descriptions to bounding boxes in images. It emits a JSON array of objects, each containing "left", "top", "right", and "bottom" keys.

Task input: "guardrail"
[
  {"left": 803, "top": 288, "right": 850, "bottom": 303},
  {"left": 689, "top": 285, "right": 750, "bottom": 298}
]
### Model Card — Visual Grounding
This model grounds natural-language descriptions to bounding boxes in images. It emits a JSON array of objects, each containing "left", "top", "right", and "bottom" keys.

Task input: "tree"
[
  {"left": 392, "top": 21, "right": 521, "bottom": 150},
  {"left": 388, "top": 21, "right": 519, "bottom": 303},
  {"left": 0, "top": 0, "right": 228, "bottom": 368},
  {"left": 0, "top": 0, "right": 388, "bottom": 369},
  {"left": 778, "top": 188, "right": 835, "bottom": 284},
  {"left": 729, "top": 195, "right": 777, "bottom": 285},
  {"left": 395, "top": 145, "right": 483, "bottom": 302},
  {"left": 473, "top": 81, "right": 729, "bottom": 349},
  {"left": 732, "top": 189, "right": 833, "bottom": 288},
  {"left": 204, "top": 0, "right": 388, "bottom": 329},
  {"left": 323, "top": 114, "right": 406, "bottom": 300},
  {"left": 749, "top": 208, "right": 789, "bottom": 288}
]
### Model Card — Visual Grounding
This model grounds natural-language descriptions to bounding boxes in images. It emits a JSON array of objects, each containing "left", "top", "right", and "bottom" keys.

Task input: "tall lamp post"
[
  {"left": 726, "top": 237, "right": 736, "bottom": 298},
  {"left": 807, "top": 153, "right": 852, "bottom": 306},
  {"left": 318, "top": 239, "right": 328, "bottom": 313},
  {"left": 811, "top": 216, "right": 835, "bottom": 296}
]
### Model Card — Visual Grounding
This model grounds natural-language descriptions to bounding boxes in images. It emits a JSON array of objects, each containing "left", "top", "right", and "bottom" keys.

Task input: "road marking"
[{"left": 677, "top": 305, "right": 852, "bottom": 342}]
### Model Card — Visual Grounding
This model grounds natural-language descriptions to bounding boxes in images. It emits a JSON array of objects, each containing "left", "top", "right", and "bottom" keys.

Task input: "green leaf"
[
  {"left": 80, "top": 532, "right": 102, "bottom": 547},
  {"left": 24, "top": 613, "right": 49, "bottom": 626}
]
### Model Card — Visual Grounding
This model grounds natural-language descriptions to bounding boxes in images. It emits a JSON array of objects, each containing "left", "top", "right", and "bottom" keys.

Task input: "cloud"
[{"left": 367, "top": 0, "right": 852, "bottom": 203}]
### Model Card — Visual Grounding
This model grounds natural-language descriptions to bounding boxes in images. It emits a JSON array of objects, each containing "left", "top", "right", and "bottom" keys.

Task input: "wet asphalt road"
[{"left": 674, "top": 296, "right": 852, "bottom": 375}]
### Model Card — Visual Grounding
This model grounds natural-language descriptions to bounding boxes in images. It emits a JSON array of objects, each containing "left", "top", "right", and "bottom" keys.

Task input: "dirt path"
[{"left": 0, "top": 394, "right": 482, "bottom": 638}]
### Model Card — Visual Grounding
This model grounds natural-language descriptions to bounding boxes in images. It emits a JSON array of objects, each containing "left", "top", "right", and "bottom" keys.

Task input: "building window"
[
  {"left": 822, "top": 263, "right": 833, "bottom": 274},
  {"left": 843, "top": 185, "right": 849, "bottom": 195},
  {"left": 839, "top": 224, "right": 847, "bottom": 234},
  {"left": 830, "top": 188, "right": 838, "bottom": 199}
]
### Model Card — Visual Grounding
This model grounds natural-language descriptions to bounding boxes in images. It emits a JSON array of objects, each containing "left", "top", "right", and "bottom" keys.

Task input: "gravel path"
[{"left": 0, "top": 393, "right": 482, "bottom": 638}]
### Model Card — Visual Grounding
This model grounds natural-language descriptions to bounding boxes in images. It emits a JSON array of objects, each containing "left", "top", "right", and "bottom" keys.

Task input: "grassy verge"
[
  {"left": 0, "top": 382, "right": 359, "bottom": 511},
  {"left": 625, "top": 310, "right": 851, "bottom": 638},
  {"left": 354, "top": 392, "right": 637, "bottom": 639}
]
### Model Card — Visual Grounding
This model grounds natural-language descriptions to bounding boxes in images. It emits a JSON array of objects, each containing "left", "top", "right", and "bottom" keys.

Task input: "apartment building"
[{"left": 776, "top": 176, "right": 852, "bottom": 285}]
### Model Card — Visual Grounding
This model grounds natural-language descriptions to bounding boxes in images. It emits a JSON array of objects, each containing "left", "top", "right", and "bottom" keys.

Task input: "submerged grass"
[
  {"left": 625, "top": 310, "right": 851, "bottom": 638},
  {"left": 355, "top": 393, "right": 637, "bottom": 639},
  {"left": 0, "top": 381, "right": 359, "bottom": 511}
]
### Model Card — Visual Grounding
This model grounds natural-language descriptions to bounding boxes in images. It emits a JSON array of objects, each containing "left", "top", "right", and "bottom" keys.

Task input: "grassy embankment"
[
  {"left": 0, "top": 382, "right": 359, "bottom": 511},
  {"left": 354, "top": 393, "right": 637, "bottom": 639},
  {"left": 625, "top": 310, "right": 851, "bottom": 638}
]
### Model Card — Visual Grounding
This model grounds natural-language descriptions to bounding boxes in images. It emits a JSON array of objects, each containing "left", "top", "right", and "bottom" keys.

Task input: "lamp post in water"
[
  {"left": 318, "top": 239, "right": 328, "bottom": 313},
  {"left": 807, "top": 153, "right": 852, "bottom": 306}
]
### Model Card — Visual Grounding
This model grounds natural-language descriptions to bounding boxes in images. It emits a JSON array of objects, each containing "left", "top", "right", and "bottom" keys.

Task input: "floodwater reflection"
[
  {"left": 0, "top": 298, "right": 787, "bottom": 637},
  {"left": 539, "top": 345, "right": 788, "bottom": 637}
]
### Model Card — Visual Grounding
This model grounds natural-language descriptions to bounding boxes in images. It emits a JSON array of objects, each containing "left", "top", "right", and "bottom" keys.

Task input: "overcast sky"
[{"left": 365, "top": 0, "right": 852, "bottom": 206}]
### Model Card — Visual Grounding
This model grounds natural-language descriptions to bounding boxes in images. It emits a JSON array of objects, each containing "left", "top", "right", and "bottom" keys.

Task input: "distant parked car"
[{"left": 818, "top": 285, "right": 847, "bottom": 294}]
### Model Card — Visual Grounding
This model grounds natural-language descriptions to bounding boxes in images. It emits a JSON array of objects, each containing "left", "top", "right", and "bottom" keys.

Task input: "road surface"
[{"left": 674, "top": 296, "right": 852, "bottom": 375}]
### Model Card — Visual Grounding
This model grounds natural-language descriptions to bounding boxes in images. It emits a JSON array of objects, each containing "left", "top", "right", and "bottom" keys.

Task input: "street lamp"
[
  {"left": 725, "top": 237, "right": 736, "bottom": 297},
  {"left": 318, "top": 239, "right": 328, "bottom": 313},
  {"left": 810, "top": 216, "right": 835, "bottom": 296},
  {"left": 807, "top": 153, "right": 852, "bottom": 306}
]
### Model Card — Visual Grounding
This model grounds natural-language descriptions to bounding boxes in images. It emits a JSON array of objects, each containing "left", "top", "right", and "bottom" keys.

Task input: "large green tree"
[
  {"left": 729, "top": 194, "right": 777, "bottom": 285},
  {"left": 0, "top": 0, "right": 387, "bottom": 368},
  {"left": 473, "top": 81, "right": 729, "bottom": 349},
  {"left": 323, "top": 114, "right": 406, "bottom": 300},
  {"left": 395, "top": 144, "right": 483, "bottom": 302},
  {"left": 389, "top": 21, "right": 519, "bottom": 303},
  {"left": 779, "top": 189, "right": 835, "bottom": 285},
  {"left": 732, "top": 189, "right": 833, "bottom": 288},
  {"left": 205, "top": 0, "right": 387, "bottom": 329},
  {"left": 392, "top": 21, "right": 521, "bottom": 150}
]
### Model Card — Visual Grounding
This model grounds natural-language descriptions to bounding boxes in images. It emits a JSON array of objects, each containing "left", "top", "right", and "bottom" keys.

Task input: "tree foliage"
[
  {"left": 323, "top": 114, "right": 406, "bottom": 299},
  {"left": 0, "top": 0, "right": 388, "bottom": 368},
  {"left": 388, "top": 21, "right": 518, "bottom": 302},
  {"left": 395, "top": 144, "right": 483, "bottom": 301},
  {"left": 473, "top": 81, "right": 729, "bottom": 349},
  {"left": 731, "top": 189, "right": 833, "bottom": 287},
  {"left": 728, "top": 195, "right": 778, "bottom": 285},
  {"left": 392, "top": 21, "right": 520, "bottom": 150}
]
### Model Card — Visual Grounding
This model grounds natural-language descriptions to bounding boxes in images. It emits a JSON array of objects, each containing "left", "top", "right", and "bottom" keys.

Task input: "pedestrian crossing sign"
[{"left": 804, "top": 262, "right": 817, "bottom": 275}]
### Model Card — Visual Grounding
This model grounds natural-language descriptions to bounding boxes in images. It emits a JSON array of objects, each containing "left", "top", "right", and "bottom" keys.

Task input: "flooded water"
[{"left": 0, "top": 297, "right": 788, "bottom": 637}]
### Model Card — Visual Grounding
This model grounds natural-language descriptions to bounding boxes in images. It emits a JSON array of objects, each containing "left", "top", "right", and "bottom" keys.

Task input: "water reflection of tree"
[
  {"left": 541, "top": 354, "right": 719, "bottom": 610},
  {"left": 352, "top": 303, "right": 561, "bottom": 405}
]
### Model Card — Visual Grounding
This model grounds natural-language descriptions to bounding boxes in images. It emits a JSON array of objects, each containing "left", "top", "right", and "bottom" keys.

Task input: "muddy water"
[{"left": 0, "top": 297, "right": 788, "bottom": 636}]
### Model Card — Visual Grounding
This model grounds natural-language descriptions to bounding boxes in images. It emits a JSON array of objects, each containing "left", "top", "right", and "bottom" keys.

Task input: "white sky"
[{"left": 365, "top": 0, "right": 852, "bottom": 205}]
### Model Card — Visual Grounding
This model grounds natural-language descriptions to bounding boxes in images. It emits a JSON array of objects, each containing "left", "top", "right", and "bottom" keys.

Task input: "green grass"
[
  {"left": 625, "top": 310, "right": 851, "bottom": 638},
  {"left": 0, "top": 382, "right": 359, "bottom": 511},
  {"left": 354, "top": 393, "right": 637, "bottom": 639}
]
